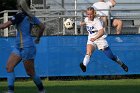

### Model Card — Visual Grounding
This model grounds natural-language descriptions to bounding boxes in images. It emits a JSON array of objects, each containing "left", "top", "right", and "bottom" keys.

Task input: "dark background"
[
  {"left": 0, "top": 0, "right": 17, "bottom": 11},
  {"left": 0, "top": 0, "right": 31, "bottom": 11}
]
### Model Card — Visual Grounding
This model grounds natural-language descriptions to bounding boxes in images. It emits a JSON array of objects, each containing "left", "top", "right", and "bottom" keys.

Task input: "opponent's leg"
[
  {"left": 23, "top": 60, "right": 45, "bottom": 93},
  {"left": 80, "top": 44, "right": 95, "bottom": 72},
  {"left": 6, "top": 53, "right": 22, "bottom": 93},
  {"left": 103, "top": 47, "right": 128, "bottom": 72}
]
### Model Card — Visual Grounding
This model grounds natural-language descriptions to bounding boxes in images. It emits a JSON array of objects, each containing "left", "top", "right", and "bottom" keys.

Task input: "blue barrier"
[{"left": 0, "top": 35, "right": 140, "bottom": 78}]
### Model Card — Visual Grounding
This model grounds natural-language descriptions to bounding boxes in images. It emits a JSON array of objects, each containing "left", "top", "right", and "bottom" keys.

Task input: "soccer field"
[{"left": 1, "top": 79, "right": 140, "bottom": 93}]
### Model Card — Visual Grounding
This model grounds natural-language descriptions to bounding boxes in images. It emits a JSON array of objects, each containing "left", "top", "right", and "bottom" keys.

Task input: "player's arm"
[
  {"left": 90, "top": 28, "right": 104, "bottom": 42},
  {"left": 34, "top": 22, "right": 45, "bottom": 44},
  {"left": 90, "top": 18, "right": 104, "bottom": 42},
  {"left": 32, "top": 16, "right": 45, "bottom": 43},
  {"left": 0, "top": 21, "right": 12, "bottom": 29},
  {"left": 109, "top": 0, "right": 116, "bottom": 7},
  {"left": 36, "top": 22, "right": 45, "bottom": 39},
  {"left": 80, "top": 21, "right": 86, "bottom": 26},
  {"left": 80, "top": 17, "right": 88, "bottom": 26},
  {"left": 0, "top": 12, "right": 25, "bottom": 30}
]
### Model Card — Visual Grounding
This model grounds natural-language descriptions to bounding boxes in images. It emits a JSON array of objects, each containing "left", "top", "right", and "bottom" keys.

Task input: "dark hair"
[
  {"left": 87, "top": 7, "right": 95, "bottom": 11},
  {"left": 86, "top": 7, "right": 96, "bottom": 15}
]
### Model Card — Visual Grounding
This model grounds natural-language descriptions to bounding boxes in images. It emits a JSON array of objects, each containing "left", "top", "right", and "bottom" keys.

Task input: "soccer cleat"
[
  {"left": 116, "top": 57, "right": 128, "bottom": 72},
  {"left": 121, "top": 63, "right": 128, "bottom": 72},
  {"left": 39, "top": 89, "right": 46, "bottom": 93},
  {"left": 80, "top": 63, "right": 86, "bottom": 72}
]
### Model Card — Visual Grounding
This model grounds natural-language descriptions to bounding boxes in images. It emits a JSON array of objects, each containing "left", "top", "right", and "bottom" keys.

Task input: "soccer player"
[
  {"left": 0, "top": 0, "right": 46, "bottom": 93},
  {"left": 79, "top": 7, "right": 128, "bottom": 72},
  {"left": 92, "top": 0, "right": 123, "bottom": 34}
]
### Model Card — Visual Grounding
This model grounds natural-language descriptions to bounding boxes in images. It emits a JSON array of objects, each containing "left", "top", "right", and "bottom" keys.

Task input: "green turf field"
[{"left": 1, "top": 79, "right": 140, "bottom": 93}]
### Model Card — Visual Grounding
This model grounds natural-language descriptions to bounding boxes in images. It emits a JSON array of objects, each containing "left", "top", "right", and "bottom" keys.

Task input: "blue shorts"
[{"left": 12, "top": 46, "right": 36, "bottom": 62}]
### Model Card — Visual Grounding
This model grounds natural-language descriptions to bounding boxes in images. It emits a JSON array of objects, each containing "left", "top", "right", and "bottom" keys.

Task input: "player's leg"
[
  {"left": 23, "top": 60, "right": 45, "bottom": 93},
  {"left": 96, "top": 37, "right": 128, "bottom": 72},
  {"left": 112, "top": 19, "right": 123, "bottom": 34},
  {"left": 23, "top": 47, "right": 45, "bottom": 93},
  {"left": 6, "top": 52, "right": 22, "bottom": 93},
  {"left": 80, "top": 44, "right": 95, "bottom": 72},
  {"left": 83, "top": 44, "right": 95, "bottom": 66},
  {"left": 102, "top": 46, "right": 128, "bottom": 72}
]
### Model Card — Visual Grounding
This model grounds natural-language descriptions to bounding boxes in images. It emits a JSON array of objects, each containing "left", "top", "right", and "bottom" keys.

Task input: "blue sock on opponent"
[
  {"left": 7, "top": 72, "right": 15, "bottom": 91},
  {"left": 33, "top": 75, "right": 44, "bottom": 91},
  {"left": 103, "top": 47, "right": 117, "bottom": 61}
]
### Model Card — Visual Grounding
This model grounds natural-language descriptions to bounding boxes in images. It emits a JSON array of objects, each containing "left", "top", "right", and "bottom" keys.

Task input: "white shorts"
[{"left": 87, "top": 33, "right": 108, "bottom": 50}]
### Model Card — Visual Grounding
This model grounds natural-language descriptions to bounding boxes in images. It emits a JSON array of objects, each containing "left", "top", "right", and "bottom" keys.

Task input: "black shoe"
[
  {"left": 116, "top": 57, "right": 128, "bottom": 72},
  {"left": 121, "top": 63, "right": 128, "bottom": 72},
  {"left": 80, "top": 63, "right": 86, "bottom": 72}
]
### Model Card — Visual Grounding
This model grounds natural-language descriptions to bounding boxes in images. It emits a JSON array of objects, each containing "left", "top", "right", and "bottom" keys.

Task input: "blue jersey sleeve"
[
  {"left": 31, "top": 16, "right": 41, "bottom": 25},
  {"left": 10, "top": 12, "right": 26, "bottom": 25}
]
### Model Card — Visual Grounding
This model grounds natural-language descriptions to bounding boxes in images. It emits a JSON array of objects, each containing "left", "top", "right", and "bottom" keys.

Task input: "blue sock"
[
  {"left": 103, "top": 47, "right": 117, "bottom": 61},
  {"left": 7, "top": 72, "right": 15, "bottom": 91},
  {"left": 33, "top": 75, "right": 44, "bottom": 91}
]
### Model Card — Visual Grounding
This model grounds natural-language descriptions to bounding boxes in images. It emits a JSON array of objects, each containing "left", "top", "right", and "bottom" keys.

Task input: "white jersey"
[
  {"left": 84, "top": 17, "right": 103, "bottom": 38},
  {"left": 84, "top": 17, "right": 108, "bottom": 50},
  {"left": 92, "top": 1, "right": 113, "bottom": 16}
]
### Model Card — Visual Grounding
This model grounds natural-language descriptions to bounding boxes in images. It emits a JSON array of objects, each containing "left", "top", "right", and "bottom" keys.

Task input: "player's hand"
[
  {"left": 34, "top": 38, "right": 40, "bottom": 44},
  {"left": 80, "top": 22, "right": 86, "bottom": 26},
  {"left": 90, "top": 38, "right": 96, "bottom": 42}
]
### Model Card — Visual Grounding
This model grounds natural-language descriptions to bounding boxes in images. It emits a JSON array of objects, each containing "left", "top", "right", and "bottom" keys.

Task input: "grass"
[{"left": 1, "top": 79, "right": 140, "bottom": 93}]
